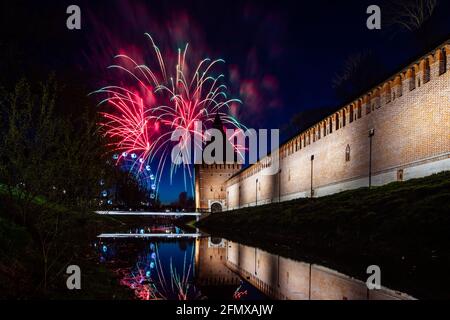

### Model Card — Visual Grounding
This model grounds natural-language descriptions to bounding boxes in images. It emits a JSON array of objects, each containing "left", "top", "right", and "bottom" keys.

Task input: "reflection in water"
[
  {"left": 117, "top": 243, "right": 202, "bottom": 300},
  {"left": 94, "top": 224, "right": 267, "bottom": 300},
  {"left": 95, "top": 239, "right": 203, "bottom": 300},
  {"left": 233, "top": 281, "right": 249, "bottom": 300},
  {"left": 94, "top": 222, "right": 412, "bottom": 300}
]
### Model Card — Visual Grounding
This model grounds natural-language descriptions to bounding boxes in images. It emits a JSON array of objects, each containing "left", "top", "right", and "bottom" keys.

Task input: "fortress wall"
[
  {"left": 225, "top": 241, "right": 414, "bottom": 300},
  {"left": 226, "top": 42, "right": 450, "bottom": 210},
  {"left": 310, "top": 266, "right": 368, "bottom": 300},
  {"left": 278, "top": 256, "right": 311, "bottom": 300}
]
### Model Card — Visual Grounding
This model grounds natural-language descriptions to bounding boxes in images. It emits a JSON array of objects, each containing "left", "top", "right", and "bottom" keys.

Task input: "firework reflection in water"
[{"left": 118, "top": 242, "right": 203, "bottom": 300}]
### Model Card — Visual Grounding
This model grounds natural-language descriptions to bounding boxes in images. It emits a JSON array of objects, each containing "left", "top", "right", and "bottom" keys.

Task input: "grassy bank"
[
  {"left": 197, "top": 172, "right": 450, "bottom": 299},
  {"left": 0, "top": 191, "right": 133, "bottom": 299}
]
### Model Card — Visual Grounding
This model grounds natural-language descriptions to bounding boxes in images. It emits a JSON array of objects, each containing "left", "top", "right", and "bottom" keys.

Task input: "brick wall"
[
  {"left": 225, "top": 42, "right": 450, "bottom": 209},
  {"left": 226, "top": 241, "right": 414, "bottom": 300},
  {"left": 195, "top": 164, "right": 242, "bottom": 211}
]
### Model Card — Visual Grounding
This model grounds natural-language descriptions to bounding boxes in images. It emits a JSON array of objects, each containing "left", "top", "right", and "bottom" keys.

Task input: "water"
[
  {"left": 93, "top": 221, "right": 267, "bottom": 300},
  {"left": 93, "top": 219, "right": 413, "bottom": 300}
]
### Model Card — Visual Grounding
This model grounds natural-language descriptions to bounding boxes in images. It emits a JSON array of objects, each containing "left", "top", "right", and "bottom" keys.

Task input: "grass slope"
[{"left": 197, "top": 171, "right": 450, "bottom": 299}]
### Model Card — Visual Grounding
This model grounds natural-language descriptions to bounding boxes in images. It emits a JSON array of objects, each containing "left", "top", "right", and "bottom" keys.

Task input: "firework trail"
[
  {"left": 118, "top": 242, "right": 202, "bottom": 300},
  {"left": 92, "top": 34, "right": 246, "bottom": 194}
]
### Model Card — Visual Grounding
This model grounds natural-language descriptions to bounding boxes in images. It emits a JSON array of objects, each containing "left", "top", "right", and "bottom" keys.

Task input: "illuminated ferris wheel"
[{"left": 112, "top": 152, "right": 158, "bottom": 200}]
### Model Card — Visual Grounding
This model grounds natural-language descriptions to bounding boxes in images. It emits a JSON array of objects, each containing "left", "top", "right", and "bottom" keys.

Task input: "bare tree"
[
  {"left": 331, "top": 50, "right": 386, "bottom": 103},
  {"left": 386, "top": 0, "right": 438, "bottom": 32}
]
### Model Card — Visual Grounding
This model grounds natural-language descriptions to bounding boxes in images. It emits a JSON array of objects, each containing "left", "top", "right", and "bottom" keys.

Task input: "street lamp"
[
  {"left": 310, "top": 155, "right": 315, "bottom": 197},
  {"left": 368, "top": 128, "right": 375, "bottom": 188},
  {"left": 278, "top": 169, "right": 282, "bottom": 203},
  {"left": 255, "top": 178, "right": 258, "bottom": 206}
]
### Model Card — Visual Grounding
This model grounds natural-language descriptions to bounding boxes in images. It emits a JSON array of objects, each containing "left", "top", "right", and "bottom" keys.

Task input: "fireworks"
[
  {"left": 92, "top": 34, "right": 245, "bottom": 194},
  {"left": 117, "top": 242, "right": 202, "bottom": 300}
]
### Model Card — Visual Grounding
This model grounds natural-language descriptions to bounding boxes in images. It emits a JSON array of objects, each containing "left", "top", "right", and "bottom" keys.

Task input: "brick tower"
[{"left": 194, "top": 113, "right": 242, "bottom": 213}]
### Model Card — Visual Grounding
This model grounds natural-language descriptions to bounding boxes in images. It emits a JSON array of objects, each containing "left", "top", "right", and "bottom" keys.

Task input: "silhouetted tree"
[
  {"left": 332, "top": 50, "right": 387, "bottom": 103},
  {"left": 0, "top": 76, "right": 112, "bottom": 292},
  {"left": 169, "top": 191, "right": 195, "bottom": 211},
  {"left": 385, "top": 0, "right": 437, "bottom": 33},
  {"left": 282, "top": 107, "right": 337, "bottom": 138}
]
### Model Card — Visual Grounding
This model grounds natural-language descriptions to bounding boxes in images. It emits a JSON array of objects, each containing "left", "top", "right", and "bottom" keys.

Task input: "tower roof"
[
  {"left": 212, "top": 112, "right": 224, "bottom": 133},
  {"left": 202, "top": 112, "right": 237, "bottom": 164}
]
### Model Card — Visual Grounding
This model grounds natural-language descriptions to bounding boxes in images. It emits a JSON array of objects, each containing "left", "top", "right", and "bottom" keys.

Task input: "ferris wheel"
[{"left": 112, "top": 152, "right": 158, "bottom": 200}]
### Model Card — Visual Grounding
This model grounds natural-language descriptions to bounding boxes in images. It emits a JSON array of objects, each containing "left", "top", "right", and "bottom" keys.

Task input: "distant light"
[
  {"left": 151, "top": 184, "right": 156, "bottom": 190},
  {"left": 107, "top": 199, "right": 113, "bottom": 205},
  {"left": 146, "top": 270, "right": 151, "bottom": 277},
  {"left": 101, "top": 190, "right": 108, "bottom": 197},
  {"left": 122, "top": 152, "right": 128, "bottom": 157},
  {"left": 150, "top": 174, "right": 155, "bottom": 180},
  {"left": 146, "top": 165, "right": 151, "bottom": 171},
  {"left": 150, "top": 262, "right": 155, "bottom": 269},
  {"left": 102, "top": 245, "right": 108, "bottom": 253},
  {"left": 131, "top": 153, "right": 137, "bottom": 159},
  {"left": 139, "top": 158, "right": 144, "bottom": 163},
  {"left": 112, "top": 154, "right": 119, "bottom": 160},
  {"left": 151, "top": 253, "right": 156, "bottom": 260}
]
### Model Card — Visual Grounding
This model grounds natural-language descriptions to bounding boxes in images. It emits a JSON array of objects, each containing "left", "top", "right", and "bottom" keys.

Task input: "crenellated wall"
[{"left": 225, "top": 41, "right": 450, "bottom": 210}]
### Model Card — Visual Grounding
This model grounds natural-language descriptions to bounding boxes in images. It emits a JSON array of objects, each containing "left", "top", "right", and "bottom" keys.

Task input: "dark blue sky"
[{"left": 2, "top": 0, "right": 449, "bottom": 202}]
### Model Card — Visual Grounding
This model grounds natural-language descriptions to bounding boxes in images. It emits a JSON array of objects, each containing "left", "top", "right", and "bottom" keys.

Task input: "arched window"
[
  {"left": 329, "top": 119, "right": 333, "bottom": 134},
  {"left": 345, "top": 145, "right": 351, "bottom": 162},
  {"left": 349, "top": 105, "right": 354, "bottom": 123},
  {"left": 342, "top": 111, "right": 346, "bottom": 127}
]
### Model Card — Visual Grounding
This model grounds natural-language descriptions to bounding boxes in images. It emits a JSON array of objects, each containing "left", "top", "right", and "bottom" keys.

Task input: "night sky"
[{"left": 2, "top": 0, "right": 449, "bottom": 202}]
